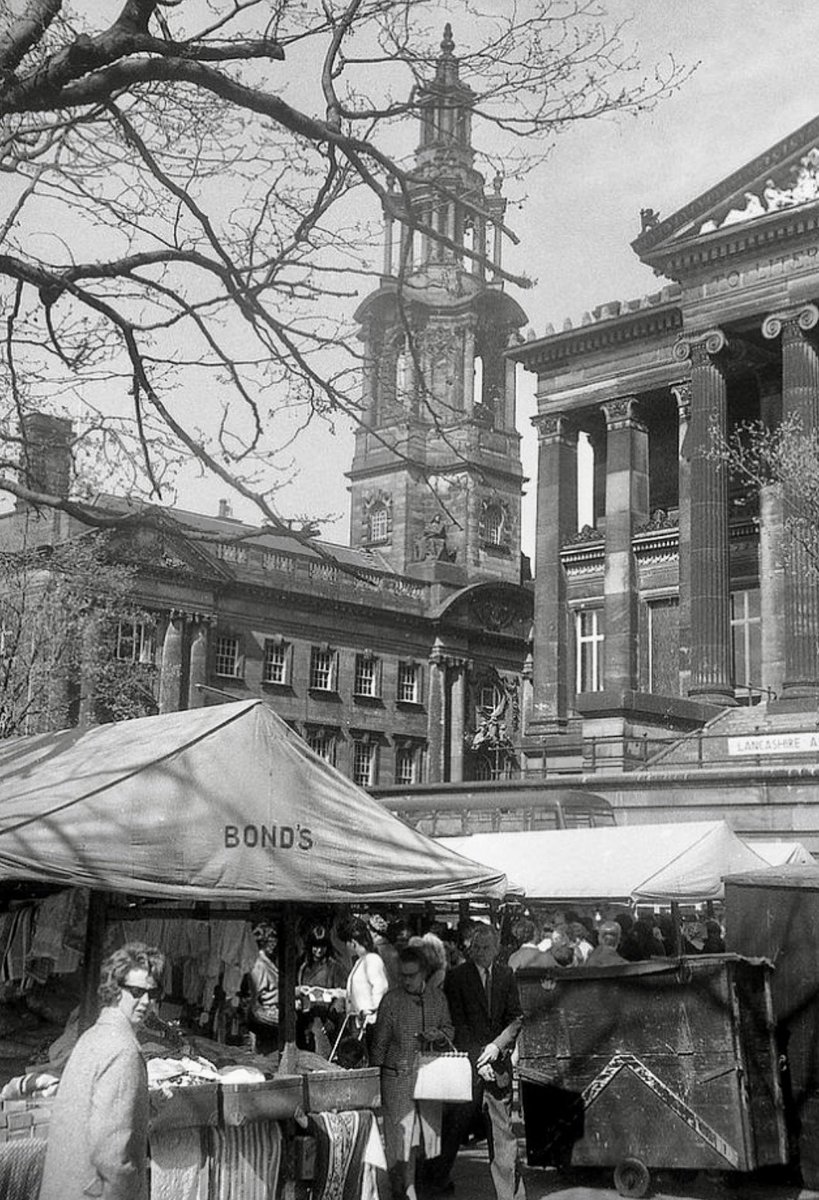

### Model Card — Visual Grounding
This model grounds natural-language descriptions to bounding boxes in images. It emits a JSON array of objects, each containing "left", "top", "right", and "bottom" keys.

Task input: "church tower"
[{"left": 348, "top": 26, "right": 528, "bottom": 586}]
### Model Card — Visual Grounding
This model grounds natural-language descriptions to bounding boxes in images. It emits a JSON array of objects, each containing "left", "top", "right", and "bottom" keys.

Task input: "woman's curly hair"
[{"left": 98, "top": 942, "right": 166, "bottom": 1006}]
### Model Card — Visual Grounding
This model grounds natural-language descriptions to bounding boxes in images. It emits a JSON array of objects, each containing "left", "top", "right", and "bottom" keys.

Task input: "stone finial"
[{"left": 441, "top": 23, "right": 455, "bottom": 55}]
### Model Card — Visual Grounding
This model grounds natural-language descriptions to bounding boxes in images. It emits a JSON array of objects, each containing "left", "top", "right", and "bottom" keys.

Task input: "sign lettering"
[
  {"left": 728, "top": 731, "right": 819, "bottom": 756},
  {"left": 224, "top": 823, "right": 313, "bottom": 850}
]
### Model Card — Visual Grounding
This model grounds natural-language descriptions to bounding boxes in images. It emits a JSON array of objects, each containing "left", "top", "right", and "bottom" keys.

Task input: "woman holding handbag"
[{"left": 370, "top": 946, "right": 454, "bottom": 1200}]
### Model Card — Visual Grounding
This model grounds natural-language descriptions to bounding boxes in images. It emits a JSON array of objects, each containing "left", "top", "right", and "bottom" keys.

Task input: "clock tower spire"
[{"left": 348, "top": 26, "right": 528, "bottom": 587}]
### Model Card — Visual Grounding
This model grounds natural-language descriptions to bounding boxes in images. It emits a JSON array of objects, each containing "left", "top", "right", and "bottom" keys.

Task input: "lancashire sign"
[{"left": 728, "top": 731, "right": 819, "bottom": 757}]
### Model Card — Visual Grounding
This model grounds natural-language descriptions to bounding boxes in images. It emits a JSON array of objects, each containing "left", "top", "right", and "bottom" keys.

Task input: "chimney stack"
[
  {"left": 16, "top": 413, "right": 73, "bottom": 509},
  {"left": 218, "top": 498, "right": 233, "bottom": 519}
]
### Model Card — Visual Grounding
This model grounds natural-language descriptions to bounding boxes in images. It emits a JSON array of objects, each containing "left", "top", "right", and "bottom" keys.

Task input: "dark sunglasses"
[{"left": 121, "top": 983, "right": 162, "bottom": 1002}]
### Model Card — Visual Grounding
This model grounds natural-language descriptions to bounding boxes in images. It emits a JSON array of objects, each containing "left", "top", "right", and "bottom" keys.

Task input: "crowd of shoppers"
[{"left": 33, "top": 907, "right": 724, "bottom": 1200}]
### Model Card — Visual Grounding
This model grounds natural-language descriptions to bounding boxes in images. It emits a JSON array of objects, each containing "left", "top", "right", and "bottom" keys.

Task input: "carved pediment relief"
[
  {"left": 634, "top": 114, "right": 819, "bottom": 259},
  {"left": 697, "top": 148, "right": 819, "bottom": 235}
]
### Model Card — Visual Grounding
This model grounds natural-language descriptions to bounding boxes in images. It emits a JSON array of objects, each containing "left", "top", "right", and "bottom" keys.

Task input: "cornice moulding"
[{"left": 512, "top": 305, "right": 683, "bottom": 371}]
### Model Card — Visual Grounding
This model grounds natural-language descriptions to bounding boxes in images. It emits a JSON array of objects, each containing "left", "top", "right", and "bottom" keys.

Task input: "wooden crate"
[
  {"left": 221, "top": 1075, "right": 303, "bottom": 1125},
  {"left": 0, "top": 1098, "right": 52, "bottom": 1142},
  {"left": 149, "top": 1082, "right": 219, "bottom": 1132},
  {"left": 302, "top": 1068, "right": 380, "bottom": 1114}
]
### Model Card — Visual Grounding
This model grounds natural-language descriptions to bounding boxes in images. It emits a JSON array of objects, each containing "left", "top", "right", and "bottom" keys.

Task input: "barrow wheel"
[{"left": 614, "top": 1157, "right": 651, "bottom": 1198}]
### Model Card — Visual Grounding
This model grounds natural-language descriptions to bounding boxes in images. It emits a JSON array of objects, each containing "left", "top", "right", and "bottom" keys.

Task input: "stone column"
[
  {"left": 755, "top": 369, "right": 785, "bottom": 699},
  {"left": 503, "top": 335, "right": 518, "bottom": 433},
  {"left": 449, "top": 660, "right": 467, "bottom": 782},
  {"left": 601, "top": 397, "right": 648, "bottom": 692},
  {"left": 382, "top": 181, "right": 396, "bottom": 276},
  {"left": 187, "top": 618, "right": 209, "bottom": 708},
  {"left": 529, "top": 414, "right": 578, "bottom": 731},
  {"left": 521, "top": 651, "right": 534, "bottom": 733},
  {"left": 427, "top": 639, "right": 447, "bottom": 782},
  {"left": 672, "top": 381, "right": 692, "bottom": 697},
  {"left": 674, "top": 330, "right": 735, "bottom": 704},
  {"left": 462, "top": 322, "right": 476, "bottom": 415},
  {"left": 763, "top": 303, "right": 819, "bottom": 706},
  {"left": 77, "top": 611, "right": 101, "bottom": 728},
  {"left": 159, "top": 612, "right": 184, "bottom": 713}
]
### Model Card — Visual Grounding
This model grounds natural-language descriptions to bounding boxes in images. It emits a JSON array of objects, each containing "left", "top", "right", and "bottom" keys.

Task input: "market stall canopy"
[
  {"left": 745, "top": 839, "right": 814, "bottom": 866},
  {"left": 439, "top": 821, "right": 768, "bottom": 903},
  {"left": 0, "top": 700, "right": 508, "bottom": 902}
]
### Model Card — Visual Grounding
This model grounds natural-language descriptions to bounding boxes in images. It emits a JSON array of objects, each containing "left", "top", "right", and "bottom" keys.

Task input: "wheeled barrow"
[{"left": 516, "top": 955, "right": 789, "bottom": 1197}]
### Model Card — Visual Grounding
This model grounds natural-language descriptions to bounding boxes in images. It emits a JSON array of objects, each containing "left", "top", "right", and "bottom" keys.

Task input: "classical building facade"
[
  {"left": 512, "top": 114, "right": 819, "bottom": 847},
  {"left": 0, "top": 31, "right": 532, "bottom": 790}
]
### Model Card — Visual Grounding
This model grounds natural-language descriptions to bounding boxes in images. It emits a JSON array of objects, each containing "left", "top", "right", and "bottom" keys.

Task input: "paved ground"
[{"left": 446, "top": 1145, "right": 819, "bottom": 1200}]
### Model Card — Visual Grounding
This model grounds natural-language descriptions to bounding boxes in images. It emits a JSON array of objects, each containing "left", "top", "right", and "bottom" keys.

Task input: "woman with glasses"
[{"left": 39, "top": 940, "right": 165, "bottom": 1200}]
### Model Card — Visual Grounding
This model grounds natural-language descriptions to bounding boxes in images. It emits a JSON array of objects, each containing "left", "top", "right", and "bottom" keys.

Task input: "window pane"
[
  {"left": 353, "top": 742, "right": 375, "bottom": 786},
  {"left": 310, "top": 648, "right": 334, "bottom": 690},
  {"left": 263, "top": 640, "right": 288, "bottom": 684},
  {"left": 397, "top": 663, "right": 419, "bottom": 703},
  {"left": 395, "top": 748, "right": 416, "bottom": 785},
  {"left": 354, "top": 655, "right": 379, "bottom": 696},
  {"left": 307, "top": 731, "right": 336, "bottom": 765},
  {"left": 370, "top": 507, "right": 388, "bottom": 541},
  {"left": 215, "top": 636, "right": 240, "bottom": 677}
]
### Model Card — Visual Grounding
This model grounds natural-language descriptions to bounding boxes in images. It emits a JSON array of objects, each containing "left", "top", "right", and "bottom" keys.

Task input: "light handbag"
[{"left": 412, "top": 1050, "right": 472, "bottom": 1101}]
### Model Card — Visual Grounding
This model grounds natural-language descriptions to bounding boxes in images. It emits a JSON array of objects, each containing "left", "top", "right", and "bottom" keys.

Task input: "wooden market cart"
[{"left": 516, "top": 955, "right": 789, "bottom": 1198}]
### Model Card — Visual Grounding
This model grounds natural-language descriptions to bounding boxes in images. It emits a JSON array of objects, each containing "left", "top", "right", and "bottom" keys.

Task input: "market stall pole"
[
  {"left": 516, "top": 956, "right": 789, "bottom": 1198},
  {"left": 79, "top": 891, "right": 107, "bottom": 1031}
]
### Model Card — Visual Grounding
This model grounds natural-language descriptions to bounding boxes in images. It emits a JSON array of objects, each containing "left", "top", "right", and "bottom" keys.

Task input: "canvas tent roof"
[
  {"left": 0, "top": 700, "right": 507, "bottom": 903},
  {"left": 439, "top": 821, "right": 768, "bottom": 903},
  {"left": 745, "top": 839, "right": 813, "bottom": 866}
]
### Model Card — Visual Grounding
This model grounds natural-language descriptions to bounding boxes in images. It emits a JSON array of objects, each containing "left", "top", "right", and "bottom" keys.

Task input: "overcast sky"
[{"left": 180, "top": 1, "right": 819, "bottom": 560}]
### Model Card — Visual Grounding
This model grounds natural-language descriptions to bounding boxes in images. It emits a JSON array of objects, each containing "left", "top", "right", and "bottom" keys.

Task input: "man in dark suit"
[{"left": 428, "top": 922, "right": 526, "bottom": 1199}]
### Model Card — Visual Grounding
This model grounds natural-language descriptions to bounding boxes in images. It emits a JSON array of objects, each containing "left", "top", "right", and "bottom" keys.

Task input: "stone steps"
[{"left": 644, "top": 702, "right": 819, "bottom": 769}]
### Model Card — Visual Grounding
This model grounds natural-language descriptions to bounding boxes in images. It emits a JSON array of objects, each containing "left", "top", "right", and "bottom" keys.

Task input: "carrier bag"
[{"left": 412, "top": 1051, "right": 472, "bottom": 1101}]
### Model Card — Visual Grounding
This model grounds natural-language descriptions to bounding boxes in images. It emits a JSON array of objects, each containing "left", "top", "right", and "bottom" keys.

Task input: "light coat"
[{"left": 38, "top": 1006, "right": 149, "bottom": 1200}]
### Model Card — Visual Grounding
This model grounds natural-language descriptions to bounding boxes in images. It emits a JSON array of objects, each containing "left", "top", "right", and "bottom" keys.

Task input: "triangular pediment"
[
  {"left": 107, "top": 511, "right": 234, "bottom": 582},
  {"left": 634, "top": 112, "right": 819, "bottom": 259}
]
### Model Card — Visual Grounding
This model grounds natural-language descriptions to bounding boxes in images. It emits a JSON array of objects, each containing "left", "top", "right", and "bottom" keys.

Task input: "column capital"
[
  {"left": 531, "top": 412, "right": 577, "bottom": 443},
  {"left": 761, "top": 302, "right": 819, "bottom": 342},
  {"left": 429, "top": 639, "right": 470, "bottom": 670},
  {"left": 601, "top": 395, "right": 646, "bottom": 432},
  {"left": 673, "top": 328, "right": 729, "bottom": 364},
  {"left": 675, "top": 328, "right": 773, "bottom": 374}
]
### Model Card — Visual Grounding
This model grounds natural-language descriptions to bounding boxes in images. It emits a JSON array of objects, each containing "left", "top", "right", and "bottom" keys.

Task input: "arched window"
[
  {"left": 472, "top": 354, "right": 483, "bottom": 402},
  {"left": 483, "top": 504, "right": 504, "bottom": 547},
  {"left": 369, "top": 504, "right": 389, "bottom": 542}
]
